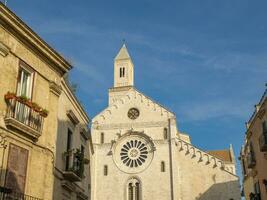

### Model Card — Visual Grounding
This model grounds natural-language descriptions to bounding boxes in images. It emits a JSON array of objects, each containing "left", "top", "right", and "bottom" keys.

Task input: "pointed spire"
[{"left": 115, "top": 43, "right": 131, "bottom": 60}]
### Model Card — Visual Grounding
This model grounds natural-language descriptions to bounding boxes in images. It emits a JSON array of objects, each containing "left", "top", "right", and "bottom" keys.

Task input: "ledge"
[
  {"left": 63, "top": 171, "right": 81, "bottom": 182},
  {"left": 4, "top": 117, "right": 41, "bottom": 140}
]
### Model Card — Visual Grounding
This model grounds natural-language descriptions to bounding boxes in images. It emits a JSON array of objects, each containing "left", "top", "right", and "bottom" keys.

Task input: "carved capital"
[
  {"left": 0, "top": 42, "right": 10, "bottom": 57},
  {"left": 49, "top": 81, "right": 62, "bottom": 97}
]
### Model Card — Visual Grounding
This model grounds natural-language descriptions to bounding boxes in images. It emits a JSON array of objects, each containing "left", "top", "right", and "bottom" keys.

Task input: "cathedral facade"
[{"left": 90, "top": 44, "right": 241, "bottom": 200}]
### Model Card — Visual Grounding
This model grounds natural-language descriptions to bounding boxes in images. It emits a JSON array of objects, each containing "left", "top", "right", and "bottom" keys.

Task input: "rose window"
[
  {"left": 113, "top": 133, "right": 154, "bottom": 174},
  {"left": 128, "top": 108, "right": 140, "bottom": 120},
  {"left": 120, "top": 140, "right": 148, "bottom": 168}
]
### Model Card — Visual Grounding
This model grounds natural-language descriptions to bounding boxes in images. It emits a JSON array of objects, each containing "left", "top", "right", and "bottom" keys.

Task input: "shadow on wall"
[
  {"left": 195, "top": 180, "right": 241, "bottom": 200},
  {"left": 0, "top": 168, "right": 24, "bottom": 194}
]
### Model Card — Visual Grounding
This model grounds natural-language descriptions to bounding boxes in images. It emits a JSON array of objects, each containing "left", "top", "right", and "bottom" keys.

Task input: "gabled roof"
[
  {"left": 207, "top": 150, "right": 233, "bottom": 163},
  {"left": 115, "top": 44, "right": 131, "bottom": 60},
  {"left": 93, "top": 87, "right": 175, "bottom": 124}
]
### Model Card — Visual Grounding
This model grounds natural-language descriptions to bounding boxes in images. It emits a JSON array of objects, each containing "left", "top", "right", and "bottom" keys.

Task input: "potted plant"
[
  {"left": 32, "top": 102, "right": 41, "bottom": 112},
  {"left": 40, "top": 109, "right": 49, "bottom": 117},
  {"left": 17, "top": 95, "right": 29, "bottom": 103},
  {"left": 4, "top": 92, "right": 16, "bottom": 100}
]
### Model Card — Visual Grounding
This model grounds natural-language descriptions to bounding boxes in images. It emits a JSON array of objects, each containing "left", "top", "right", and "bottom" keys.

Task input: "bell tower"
[{"left": 114, "top": 43, "right": 134, "bottom": 87}]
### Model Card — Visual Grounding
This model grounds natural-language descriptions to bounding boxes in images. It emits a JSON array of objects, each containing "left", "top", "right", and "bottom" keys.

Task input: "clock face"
[{"left": 128, "top": 108, "right": 140, "bottom": 120}]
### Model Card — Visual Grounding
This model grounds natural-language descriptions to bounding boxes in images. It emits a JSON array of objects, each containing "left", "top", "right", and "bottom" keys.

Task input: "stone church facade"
[{"left": 91, "top": 44, "right": 241, "bottom": 200}]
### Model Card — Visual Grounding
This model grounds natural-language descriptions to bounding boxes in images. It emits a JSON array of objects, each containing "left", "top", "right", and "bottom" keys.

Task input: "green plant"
[
  {"left": 40, "top": 108, "right": 49, "bottom": 117},
  {"left": 18, "top": 95, "right": 29, "bottom": 102},
  {"left": 32, "top": 102, "right": 41, "bottom": 111}
]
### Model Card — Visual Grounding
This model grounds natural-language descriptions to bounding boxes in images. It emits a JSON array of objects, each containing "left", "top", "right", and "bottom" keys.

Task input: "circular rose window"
[
  {"left": 113, "top": 133, "right": 154, "bottom": 174},
  {"left": 120, "top": 140, "right": 148, "bottom": 167},
  {"left": 128, "top": 108, "right": 140, "bottom": 120}
]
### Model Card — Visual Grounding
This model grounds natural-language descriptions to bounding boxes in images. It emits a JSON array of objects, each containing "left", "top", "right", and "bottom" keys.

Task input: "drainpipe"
[{"left": 168, "top": 118, "right": 174, "bottom": 200}]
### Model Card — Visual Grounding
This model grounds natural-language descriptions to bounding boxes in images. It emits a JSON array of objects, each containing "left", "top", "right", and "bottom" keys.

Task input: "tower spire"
[{"left": 113, "top": 43, "right": 134, "bottom": 87}]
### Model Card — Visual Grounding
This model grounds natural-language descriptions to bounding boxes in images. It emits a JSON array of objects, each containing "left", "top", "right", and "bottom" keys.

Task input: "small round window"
[{"left": 128, "top": 108, "right": 140, "bottom": 120}]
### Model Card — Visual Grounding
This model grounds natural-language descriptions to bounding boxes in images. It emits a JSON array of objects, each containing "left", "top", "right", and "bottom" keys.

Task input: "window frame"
[{"left": 16, "top": 61, "right": 34, "bottom": 100}]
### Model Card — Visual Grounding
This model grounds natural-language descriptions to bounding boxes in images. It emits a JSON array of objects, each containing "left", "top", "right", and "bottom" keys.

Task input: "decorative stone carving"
[
  {"left": 113, "top": 132, "right": 155, "bottom": 174},
  {"left": 49, "top": 81, "right": 62, "bottom": 97},
  {"left": 0, "top": 42, "right": 9, "bottom": 57}
]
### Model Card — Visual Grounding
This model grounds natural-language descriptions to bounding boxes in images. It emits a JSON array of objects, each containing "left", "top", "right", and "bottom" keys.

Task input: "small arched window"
[
  {"left": 120, "top": 67, "right": 126, "bottom": 78},
  {"left": 161, "top": 161, "right": 165, "bottom": 172},
  {"left": 104, "top": 165, "right": 108, "bottom": 176},
  {"left": 100, "top": 132, "right": 104, "bottom": 144},
  {"left": 127, "top": 178, "right": 141, "bottom": 200},
  {"left": 163, "top": 128, "right": 168, "bottom": 140}
]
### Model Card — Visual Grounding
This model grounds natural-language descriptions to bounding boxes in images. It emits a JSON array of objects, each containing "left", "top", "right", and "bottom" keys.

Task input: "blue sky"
[{"left": 6, "top": 0, "right": 267, "bottom": 176}]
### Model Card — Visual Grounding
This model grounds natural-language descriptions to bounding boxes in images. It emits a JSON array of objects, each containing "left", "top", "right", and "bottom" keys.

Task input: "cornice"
[
  {"left": 0, "top": 3, "right": 72, "bottom": 75},
  {"left": 92, "top": 120, "right": 170, "bottom": 130}
]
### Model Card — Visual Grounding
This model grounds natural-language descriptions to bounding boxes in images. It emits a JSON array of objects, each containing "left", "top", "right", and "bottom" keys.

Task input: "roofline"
[
  {"left": 62, "top": 79, "right": 90, "bottom": 123},
  {"left": 246, "top": 86, "right": 266, "bottom": 133},
  {"left": 0, "top": 3, "right": 72, "bottom": 74}
]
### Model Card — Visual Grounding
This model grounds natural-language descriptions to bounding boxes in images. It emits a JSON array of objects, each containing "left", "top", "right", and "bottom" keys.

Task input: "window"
[
  {"left": 17, "top": 66, "right": 33, "bottom": 98},
  {"left": 127, "top": 178, "right": 141, "bottom": 200},
  {"left": 262, "top": 121, "right": 267, "bottom": 134},
  {"left": 254, "top": 181, "right": 261, "bottom": 200},
  {"left": 120, "top": 67, "right": 125, "bottom": 78},
  {"left": 163, "top": 128, "right": 168, "bottom": 140},
  {"left": 100, "top": 132, "right": 104, "bottom": 144},
  {"left": 104, "top": 165, "right": 108, "bottom": 176},
  {"left": 66, "top": 129, "right": 73, "bottom": 170},
  {"left": 123, "top": 67, "right": 125, "bottom": 77},
  {"left": 81, "top": 144, "right": 85, "bottom": 156},
  {"left": 161, "top": 161, "right": 165, "bottom": 172},
  {"left": 241, "top": 158, "right": 247, "bottom": 175},
  {"left": 15, "top": 66, "right": 34, "bottom": 123}
]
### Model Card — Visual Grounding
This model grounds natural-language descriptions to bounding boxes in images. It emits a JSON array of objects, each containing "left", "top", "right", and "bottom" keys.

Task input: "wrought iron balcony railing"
[
  {"left": 63, "top": 149, "right": 84, "bottom": 182},
  {"left": 247, "top": 152, "right": 256, "bottom": 168},
  {"left": 5, "top": 98, "right": 44, "bottom": 139},
  {"left": 0, "top": 186, "right": 42, "bottom": 200},
  {"left": 259, "top": 133, "right": 267, "bottom": 152}
]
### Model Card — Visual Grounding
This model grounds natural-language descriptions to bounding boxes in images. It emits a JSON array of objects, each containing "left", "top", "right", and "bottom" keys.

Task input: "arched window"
[
  {"left": 120, "top": 67, "right": 126, "bottom": 78},
  {"left": 122, "top": 67, "right": 125, "bottom": 77},
  {"left": 100, "top": 132, "right": 104, "bottom": 144},
  {"left": 161, "top": 161, "right": 165, "bottom": 172},
  {"left": 163, "top": 128, "right": 168, "bottom": 140},
  {"left": 127, "top": 178, "right": 141, "bottom": 200},
  {"left": 104, "top": 165, "right": 108, "bottom": 176}
]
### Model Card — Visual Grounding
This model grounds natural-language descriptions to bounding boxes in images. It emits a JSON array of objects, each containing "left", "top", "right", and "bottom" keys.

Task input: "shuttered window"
[{"left": 5, "top": 144, "right": 29, "bottom": 193}]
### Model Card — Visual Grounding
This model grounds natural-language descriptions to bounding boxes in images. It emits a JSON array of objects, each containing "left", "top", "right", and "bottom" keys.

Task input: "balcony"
[
  {"left": 0, "top": 186, "right": 42, "bottom": 200},
  {"left": 259, "top": 133, "right": 267, "bottom": 152},
  {"left": 63, "top": 149, "right": 84, "bottom": 182},
  {"left": 247, "top": 152, "right": 256, "bottom": 168},
  {"left": 4, "top": 97, "right": 45, "bottom": 140}
]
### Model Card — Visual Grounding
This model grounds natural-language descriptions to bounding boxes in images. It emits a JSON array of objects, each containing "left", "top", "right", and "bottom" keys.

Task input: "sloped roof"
[
  {"left": 207, "top": 150, "right": 232, "bottom": 163},
  {"left": 115, "top": 44, "right": 131, "bottom": 60}
]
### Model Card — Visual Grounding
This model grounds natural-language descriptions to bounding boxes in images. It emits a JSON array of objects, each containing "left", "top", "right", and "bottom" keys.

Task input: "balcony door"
[
  {"left": 5, "top": 143, "right": 29, "bottom": 193},
  {"left": 15, "top": 65, "right": 33, "bottom": 123}
]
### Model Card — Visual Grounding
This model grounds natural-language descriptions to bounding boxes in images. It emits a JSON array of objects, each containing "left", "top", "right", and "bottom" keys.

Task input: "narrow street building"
[
  {"left": 240, "top": 87, "right": 267, "bottom": 200},
  {"left": 0, "top": 3, "right": 91, "bottom": 199}
]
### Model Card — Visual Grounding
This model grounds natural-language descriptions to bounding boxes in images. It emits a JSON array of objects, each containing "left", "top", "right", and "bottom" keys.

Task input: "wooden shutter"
[{"left": 5, "top": 144, "right": 29, "bottom": 193}]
